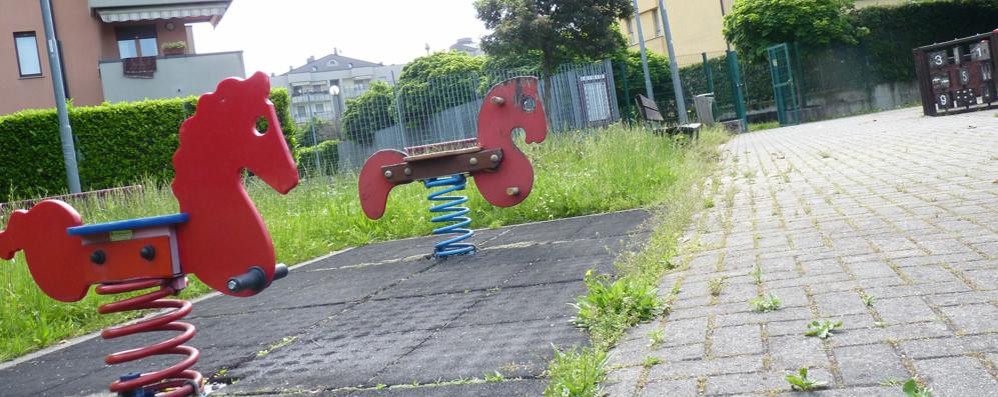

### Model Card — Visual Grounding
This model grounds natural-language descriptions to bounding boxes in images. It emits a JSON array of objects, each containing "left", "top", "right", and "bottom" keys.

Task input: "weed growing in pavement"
[
  {"left": 708, "top": 276, "right": 727, "bottom": 296},
  {"left": 804, "top": 320, "right": 843, "bottom": 339},
  {"left": 572, "top": 271, "right": 664, "bottom": 348},
  {"left": 484, "top": 371, "right": 505, "bottom": 383},
  {"left": 818, "top": 151, "right": 832, "bottom": 159},
  {"left": 704, "top": 198, "right": 715, "bottom": 208},
  {"left": 880, "top": 378, "right": 904, "bottom": 386},
  {"left": 749, "top": 293, "right": 782, "bottom": 312},
  {"left": 862, "top": 294, "right": 876, "bottom": 307},
  {"left": 647, "top": 329, "right": 665, "bottom": 348},
  {"left": 751, "top": 265, "right": 763, "bottom": 285},
  {"left": 256, "top": 336, "right": 298, "bottom": 357},
  {"left": 786, "top": 367, "right": 827, "bottom": 391},
  {"left": 902, "top": 379, "right": 934, "bottom": 397},
  {"left": 642, "top": 356, "right": 662, "bottom": 368},
  {"left": 544, "top": 346, "right": 607, "bottom": 397}
]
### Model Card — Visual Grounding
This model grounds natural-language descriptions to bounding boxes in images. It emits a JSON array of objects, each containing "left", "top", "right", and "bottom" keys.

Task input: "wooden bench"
[{"left": 634, "top": 94, "right": 701, "bottom": 140}]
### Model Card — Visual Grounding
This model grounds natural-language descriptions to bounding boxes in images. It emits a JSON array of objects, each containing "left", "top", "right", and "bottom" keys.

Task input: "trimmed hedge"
[
  {"left": 0, "top": 89, "right": 296, "bottom": 200},
  {"left": 297, "top": 140, "right": 340, "bottom": 176}
]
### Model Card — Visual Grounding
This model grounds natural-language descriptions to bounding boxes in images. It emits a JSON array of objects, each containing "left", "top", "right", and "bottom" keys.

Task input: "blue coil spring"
[{"left": 423, "top": 174, "right": 476, "bottom": 258}]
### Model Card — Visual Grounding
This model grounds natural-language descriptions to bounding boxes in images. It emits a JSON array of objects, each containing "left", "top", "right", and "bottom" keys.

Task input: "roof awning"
[{"left": 96, "top": 2, "right": 229, "bottom": 24}]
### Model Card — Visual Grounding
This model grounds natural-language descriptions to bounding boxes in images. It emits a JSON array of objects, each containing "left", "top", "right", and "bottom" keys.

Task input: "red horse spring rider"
[
  {"left": 0, "top": 72, "right": 298, "bottom": 396},
  {"left": 358, "top": 77, "right": 548, "bottom": 257}
]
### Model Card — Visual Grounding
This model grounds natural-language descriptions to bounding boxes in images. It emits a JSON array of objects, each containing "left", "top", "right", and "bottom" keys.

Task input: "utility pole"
[
  {"left": 657, "top": 0, "right": 688, "bottom": 124},
  {"left": 40, "top": 0, "right": 81, "bottom": 193},
  {"left": 631, "top": 0, "right": 654, "bottom": 101}
]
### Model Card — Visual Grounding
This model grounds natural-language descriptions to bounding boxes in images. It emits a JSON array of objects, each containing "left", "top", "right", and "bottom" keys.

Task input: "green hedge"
[
  {"left": 852, "top": 0, "right": 998, "bottom": 83},
  {"left": 297, "top": 140, "right": 340, "bottom": 176},
  {"left": 0, "top": 89, "right": 295, "bottom": 200}
]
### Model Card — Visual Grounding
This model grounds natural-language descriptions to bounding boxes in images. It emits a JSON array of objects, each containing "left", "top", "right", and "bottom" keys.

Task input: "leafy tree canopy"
[
  {"left": 474, "top": 0, "right": 633, "bottom": 75},
  {"left": 722, "top": 0, "right": 868, "bottom": 61},
  {"left": 341, "top": 81, "right": 395, "bottom": 145}
]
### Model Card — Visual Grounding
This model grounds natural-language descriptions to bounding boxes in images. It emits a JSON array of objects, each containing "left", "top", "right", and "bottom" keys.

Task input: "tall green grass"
[{"left": 0, "top": 125, "right": 700, "bottom": 361}]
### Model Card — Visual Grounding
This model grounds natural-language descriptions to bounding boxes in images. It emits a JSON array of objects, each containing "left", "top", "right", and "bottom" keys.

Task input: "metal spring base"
[
  {"left": 424, "top": 174, "right": 476, "bottom": 258},
  {"left": 96, "top": 277, "right": 203, "bottom": 397}
]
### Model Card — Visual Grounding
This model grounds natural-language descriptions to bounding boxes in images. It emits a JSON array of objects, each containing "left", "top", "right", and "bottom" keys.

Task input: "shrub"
[
  {"left": 297, "top": 140, "right": 339, "bottom": 176},
  {"left": 0, "top": 89, "right": 295, "bottom": 199},
  {"left": 340, "top": 82, "right": 395, "bottom": 145}
]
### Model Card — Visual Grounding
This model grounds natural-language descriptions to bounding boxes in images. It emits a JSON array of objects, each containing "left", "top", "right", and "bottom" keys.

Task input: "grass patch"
[
  {"left": 544, "top": 346, "right": 607, "bottom": 397},
  {"left": 0, "top": 124, "right": 718, "bottom": 362},
  {"left": 548, "top": 127, "right": 729, "bottom": 393},
  {"left": 749, "top": 121, "right": 780, "bottom": 131},
  {"left": 749, "top": 293, "right": 782, "bottom": 312}
]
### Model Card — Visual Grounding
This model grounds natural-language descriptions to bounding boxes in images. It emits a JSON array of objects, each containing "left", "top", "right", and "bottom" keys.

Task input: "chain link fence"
[{"left": 296, "top": 60, "right": 620, "bottom": 176}]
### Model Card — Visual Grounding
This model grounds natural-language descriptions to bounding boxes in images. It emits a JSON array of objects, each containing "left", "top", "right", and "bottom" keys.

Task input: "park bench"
[{"left": 634, "top": 94, "right": 702, "bottom": 140}]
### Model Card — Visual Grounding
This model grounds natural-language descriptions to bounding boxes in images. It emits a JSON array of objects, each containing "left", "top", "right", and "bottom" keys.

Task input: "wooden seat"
[{"left": 634, "top": 94, "right": 701, "bottom": 140}]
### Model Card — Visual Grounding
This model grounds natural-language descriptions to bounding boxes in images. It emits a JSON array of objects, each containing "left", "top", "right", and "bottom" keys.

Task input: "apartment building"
[
  {"left": 270, "top": 52, "right": 403, "bottom": 125},
  {"left": 621, "top": 0, "right": 911, "bottom": 66},
  {"left": 1, "top": 0, "right": 244, "bottom": 115}
]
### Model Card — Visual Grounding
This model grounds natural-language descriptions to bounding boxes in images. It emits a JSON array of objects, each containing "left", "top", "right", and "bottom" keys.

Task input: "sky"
[{"left": 190, "top": 0, "right": 491, "bottom": 76}]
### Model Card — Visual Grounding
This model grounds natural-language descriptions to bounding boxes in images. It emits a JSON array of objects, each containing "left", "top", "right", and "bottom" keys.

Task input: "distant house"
[
  {"left": 0, "top": 0, "right": 245, "bottom": 115},
  {"left": 449, "top": 37, "right": 484, "bottom": 57},
  {"left": 269, "top": 52, "right": 403, "bottom": 125}
]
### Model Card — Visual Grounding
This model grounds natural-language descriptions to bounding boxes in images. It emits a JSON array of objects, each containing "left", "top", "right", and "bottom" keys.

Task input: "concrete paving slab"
[
  {"left": 610, "top": 108, "right": 998, "bottom": 396},
  {"left": 0, "top": 209, "right": 652, "bottom": 396}
]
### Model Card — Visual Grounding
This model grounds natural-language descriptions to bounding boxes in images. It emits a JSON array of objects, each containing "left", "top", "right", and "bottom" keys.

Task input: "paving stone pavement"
[
  {"left": 0, "top": 210, "right": 653, "bottom": 396},
  {"left": 605, "top": 108, "right": 998, "bottom": 397}
]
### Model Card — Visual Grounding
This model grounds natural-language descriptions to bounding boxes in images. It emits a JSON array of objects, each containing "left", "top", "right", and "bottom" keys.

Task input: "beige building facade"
[{"left": 0, "top": 0, "right": 242, "bottom": 116}]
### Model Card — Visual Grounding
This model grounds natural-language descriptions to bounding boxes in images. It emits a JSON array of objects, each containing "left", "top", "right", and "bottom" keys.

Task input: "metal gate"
[{"left": 767, "top": 43, "right": 801, "bottom": 126}]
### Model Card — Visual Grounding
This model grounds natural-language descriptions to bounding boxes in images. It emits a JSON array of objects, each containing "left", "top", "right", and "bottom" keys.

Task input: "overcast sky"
[{"left": 190, "top": 0, "right": 490, "bottom": 75}]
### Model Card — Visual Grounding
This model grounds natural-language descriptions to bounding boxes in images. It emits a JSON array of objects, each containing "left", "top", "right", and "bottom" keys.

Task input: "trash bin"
[{"left": 693, "top": 93, "right": 715, "bottom": 126}]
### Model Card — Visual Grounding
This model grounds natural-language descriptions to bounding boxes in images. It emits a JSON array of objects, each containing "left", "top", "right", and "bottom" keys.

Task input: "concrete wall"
[
  {"left": 0, "top": 0, "right": 104, "bottom": 115},
  {"left": 99, "top": 51, "right": 245, "bottom": 102}
]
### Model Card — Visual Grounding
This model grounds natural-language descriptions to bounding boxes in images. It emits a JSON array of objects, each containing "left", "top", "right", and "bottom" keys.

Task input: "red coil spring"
[{"left": 96, "top": 278, "right": 203, "bottom": 397}]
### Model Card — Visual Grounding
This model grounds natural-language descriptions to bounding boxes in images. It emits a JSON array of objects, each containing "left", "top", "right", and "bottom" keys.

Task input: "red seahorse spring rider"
[
  {"left": 0, "top": 71, "right": 299, "bottom": 396},
  {"left": 358, "top": 77, "right": 548, "bottom": 257}
]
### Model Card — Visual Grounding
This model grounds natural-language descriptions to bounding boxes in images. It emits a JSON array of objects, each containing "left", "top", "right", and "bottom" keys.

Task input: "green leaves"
[
  {"left": 0, "top": 89, "right": 295, "bottom": 200},
  {"left": 804, "top": 319, "right": 843, "bottom": 339},
  {"left": 475, "top": 0, "right": 633, "bottom": 74},
  {"left": 786, "top": 367, "right": 827, "bottom": 391},
  {"left": 722, "top": 0, "right": 863, "bottom": 62},
  {"left": 902, "top": 379, "right": 934, "bottom": 397},
  {"left": 749, "top": 293, "right": 782, "bottom": 312},
  {"left": 572, "top": 271, "right": 665, "bottom": 349}
]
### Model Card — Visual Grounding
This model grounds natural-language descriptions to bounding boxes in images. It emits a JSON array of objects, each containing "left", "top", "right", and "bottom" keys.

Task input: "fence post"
[
  {"left": 702, "top": 52, "right": 715, "bottom": 94},
  {"left": 726, "top": 50, "right": 748, "bottom": 131},
  {"left": 793, "top": 41, "right": 807, "bottom": 108},
  {"left": 618, "top": 60, "right": 631, "bottom": 123}
]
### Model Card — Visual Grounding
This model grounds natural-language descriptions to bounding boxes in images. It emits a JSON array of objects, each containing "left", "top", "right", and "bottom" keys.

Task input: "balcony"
[{"left": 99, "top": 51, "right": 245, "bottom": 103}]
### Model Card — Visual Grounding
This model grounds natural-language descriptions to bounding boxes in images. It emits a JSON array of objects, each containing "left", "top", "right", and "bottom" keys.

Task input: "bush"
[
  {"left": 340, "top": 82, "right": 395, "bottom": 145},
  {"left": 852, "top": 0, "right": 998, "bottom": 83},
  {"left": 297, "top": 140, "right": 339, "bottom": 176},
  {"left": 722, "top": 0, "right": 866, "bottom": 62},
  {"left": 0, "top": 89, "right": 295, "bottom": 199},
  {"left": 572, "top": 271, "right": 664, "bottom": 348}
]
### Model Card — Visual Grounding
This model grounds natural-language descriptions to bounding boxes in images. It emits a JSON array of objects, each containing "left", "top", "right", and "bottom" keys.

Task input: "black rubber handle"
[
  {"left": 226, "top": 264, "right": 290, "bottom": 293},
  {"left": 227, "top": 267, "right": 266, "bottom": 293}
]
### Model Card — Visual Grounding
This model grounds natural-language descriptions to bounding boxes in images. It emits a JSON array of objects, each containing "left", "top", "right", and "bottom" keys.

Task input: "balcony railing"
[{"left": 99, "top": 51, "right": 245, "bottom": 103}]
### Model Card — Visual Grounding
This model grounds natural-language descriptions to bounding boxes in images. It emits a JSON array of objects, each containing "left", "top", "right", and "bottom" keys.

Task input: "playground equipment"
[
  {"left": 0, "top": 72, "right": 298, "bottom": 396},
  {"left": 914, "top": 29, "right": 998, "bottom": 116},
  {"left": 358, "top": 77, "right": 548, "bottom": 258}
]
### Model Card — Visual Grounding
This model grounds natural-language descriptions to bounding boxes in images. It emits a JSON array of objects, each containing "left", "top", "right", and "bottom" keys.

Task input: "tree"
[
  {"left": 722, "top": 0, "right": 868, "bottom": 62},
  {"left": 474, "top": 0, "right": 633, "bottom": 97},
  {"left": 340, "top": 82, "right": 396, "bottom": 145},
  {"left": 396, "top": 52, "right": 485, "bottom": 124}
]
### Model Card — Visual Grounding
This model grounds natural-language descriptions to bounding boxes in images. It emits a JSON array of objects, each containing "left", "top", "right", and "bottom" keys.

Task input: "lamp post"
[{"left": 302, "top": 83, "right": 339, "bottom": 174}]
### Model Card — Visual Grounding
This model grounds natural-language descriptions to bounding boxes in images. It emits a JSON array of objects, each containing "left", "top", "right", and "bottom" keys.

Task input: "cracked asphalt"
[{"left": 0, "top": 209, "right": 652, "bottom": 396}]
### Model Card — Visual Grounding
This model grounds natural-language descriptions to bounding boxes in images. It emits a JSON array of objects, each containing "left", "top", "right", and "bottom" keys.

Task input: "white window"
[
  {"left": 314, "top": 103, "right": 325, "bottom": 113},
  {"left": 295, "top": 105, "right": 306, "bottom": 117},
  {"left": 14, "top": 32, "right": 41, "bottom": 77}
]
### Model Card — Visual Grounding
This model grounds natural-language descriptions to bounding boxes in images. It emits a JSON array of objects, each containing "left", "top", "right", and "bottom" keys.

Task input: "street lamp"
[{"left": 302, "top": 83, "right": 340, "bottom": 174}]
